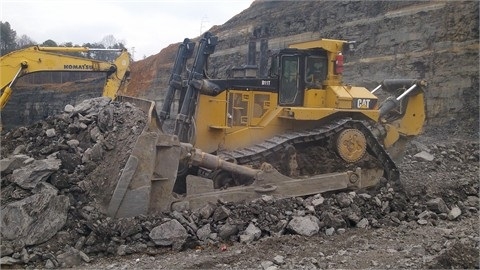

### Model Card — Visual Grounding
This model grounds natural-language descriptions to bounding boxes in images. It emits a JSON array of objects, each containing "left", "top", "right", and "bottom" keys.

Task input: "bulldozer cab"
[{"left": 276, "top": 48, "right": 328, "bottom": 106}]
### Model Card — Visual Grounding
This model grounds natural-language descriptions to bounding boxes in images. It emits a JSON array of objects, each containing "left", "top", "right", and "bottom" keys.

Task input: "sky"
[{"left": 1, "top": 0, "right": 255, "bottom": 61}]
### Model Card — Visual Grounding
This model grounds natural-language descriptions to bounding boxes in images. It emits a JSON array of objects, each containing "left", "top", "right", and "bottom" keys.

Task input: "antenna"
[
  {"left": 131, "top": 47, "right": 136, "bottom": 60},
  {"left": 200, "top": 16, "right": 210, "bottom": 35}
]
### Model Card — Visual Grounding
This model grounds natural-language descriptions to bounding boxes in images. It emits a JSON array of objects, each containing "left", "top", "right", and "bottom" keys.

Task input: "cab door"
[{"left": 279, "top": 55, "right": 303, "bottom": 106}]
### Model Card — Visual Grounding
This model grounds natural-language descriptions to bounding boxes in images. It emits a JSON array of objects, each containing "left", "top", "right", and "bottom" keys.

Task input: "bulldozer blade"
[
  {"left": 107, "top": 131, "right": 159, "bottom": 217},
  {"left": 116, "top": 95, "right": 162, "bottom": 132},
  {"left": 148, "top": 133, "right": 183, "bottom": 214},
  {"left": 108, "top": 96, "right": 182, "bottom": 218},
  {"left": 108, "top": 130, "right": 183, "bottom": 218}
]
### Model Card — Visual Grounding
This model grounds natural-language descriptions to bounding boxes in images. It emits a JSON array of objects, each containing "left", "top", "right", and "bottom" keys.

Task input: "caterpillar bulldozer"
[
  {"left": 106, "top": 32, "right": 427, "bottom": 218},
  {"left": 0, "top": 45, "right": 131, "bottom": 110}
]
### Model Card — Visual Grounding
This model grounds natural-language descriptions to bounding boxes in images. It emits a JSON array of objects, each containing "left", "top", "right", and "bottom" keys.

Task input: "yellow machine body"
[
  {"left": 190, "top": 38, "right": 424, "bottom": 155},
  {"left": 195, "top": 86, "right": 382, "bottom": 154},
  {"left": 0, "top": 46, "right": 131, "bottom": 109},
  {"left": 0, "top": 36, "right": 426, "bottom": 218}
]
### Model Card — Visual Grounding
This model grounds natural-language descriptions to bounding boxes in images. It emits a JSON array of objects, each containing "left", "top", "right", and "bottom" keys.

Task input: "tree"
[
  {"left": 82, "top": 42, "right": 105, "bottom": 59},
  {"left": 101, "top": 34, "right": 116, "bottom": 49},
  {"left": 16, "top": 34, "right": 36, "bottom": 49},
  {"left": 98, "top": 35, "right": 128, "bottom": 62},
  {"left": 42, "top": 39, "right": 58, "bottom": 47},
  {"left": 1, "top": 21, "right": 17, "bottom": 55}
]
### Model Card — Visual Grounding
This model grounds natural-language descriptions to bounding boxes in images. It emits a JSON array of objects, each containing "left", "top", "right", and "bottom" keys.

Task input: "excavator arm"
[{"left": 0, "top": 45, "right": 130, "bottom": 109}]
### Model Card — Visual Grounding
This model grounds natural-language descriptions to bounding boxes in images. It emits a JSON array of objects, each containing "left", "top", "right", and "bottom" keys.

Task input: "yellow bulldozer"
[
  {"left": 1, "top": 35, "right": 426, "bottom": 218},
  {"left": 106, "top": 32, "right": 427, "bottom": 218}
]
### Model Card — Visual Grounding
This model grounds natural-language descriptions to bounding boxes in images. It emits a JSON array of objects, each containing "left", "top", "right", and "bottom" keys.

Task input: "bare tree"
[
  {"left": 16, "top": 34, "right": 36, "bottom": 49},
  {"left": 101, "top": 34, "right": 116, "bottom": 48}
]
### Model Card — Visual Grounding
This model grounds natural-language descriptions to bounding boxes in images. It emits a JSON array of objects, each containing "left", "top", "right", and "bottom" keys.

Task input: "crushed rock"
[{"left": 0, "top": 97, "right": 478, "bottom": 269}]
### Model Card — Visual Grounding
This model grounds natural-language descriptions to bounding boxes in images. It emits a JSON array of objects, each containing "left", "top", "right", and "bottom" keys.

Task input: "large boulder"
[
  {"left": 0, "top": 154, "right": 30, "bottom": 176},
  {"left": 287, "top": 215, "right": 320, "bottom": 236},
  {"left": 11, "top": 158, "right": 61, "bottom": 189},
  {"left": 1, "top": 183, "right": 69, "bottom": 248},
  {"left": 149, "top": 219, "right": 188, "bottom": 250}
]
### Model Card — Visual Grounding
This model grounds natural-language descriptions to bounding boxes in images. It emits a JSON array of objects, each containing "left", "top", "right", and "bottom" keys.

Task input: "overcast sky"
[{"left": 1, "top": 0, "right": 254, "bottom": 61}]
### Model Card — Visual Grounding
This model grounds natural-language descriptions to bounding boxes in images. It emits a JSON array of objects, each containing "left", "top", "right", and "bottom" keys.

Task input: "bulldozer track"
[{"left": 218, "top": 119, "right": 399, "bottom": 182}]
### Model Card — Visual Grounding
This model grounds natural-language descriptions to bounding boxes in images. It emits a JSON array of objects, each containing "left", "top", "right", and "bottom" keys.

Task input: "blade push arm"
[
  {"left": 160, "top": 38, "right": 195, "bottom": 123},
  {"left": 174, "top": 32, "right": 218, "bottom": 143}
]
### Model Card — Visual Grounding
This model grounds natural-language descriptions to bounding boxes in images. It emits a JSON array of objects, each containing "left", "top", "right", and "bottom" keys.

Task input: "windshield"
[{"left": 305, "top": 56, "right": 327, "bottom": 87}]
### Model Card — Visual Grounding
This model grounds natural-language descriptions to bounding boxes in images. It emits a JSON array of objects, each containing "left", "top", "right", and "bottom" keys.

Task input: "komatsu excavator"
[
  {"left": 106, "top": 32, "right": 427, "bottom": 218},
  {"left": 0, "top": 45, "right": 130, "bottom": 109}
]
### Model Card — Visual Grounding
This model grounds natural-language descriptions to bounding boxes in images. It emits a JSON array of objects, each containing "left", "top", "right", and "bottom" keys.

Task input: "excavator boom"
[{"left": 0, "top": 45, "right": 130, "bottom": 109}]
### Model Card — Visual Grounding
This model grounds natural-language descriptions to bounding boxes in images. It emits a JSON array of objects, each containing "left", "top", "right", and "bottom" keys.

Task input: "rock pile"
[
  {"left": 1, "top": 97, "right": 147, "bottom": 267},
  {"left": 401, "top": 139, "right": 479, "bottom": 206},
  {"left": 0, "top": 98, "right": 478, "bottom": 269}
]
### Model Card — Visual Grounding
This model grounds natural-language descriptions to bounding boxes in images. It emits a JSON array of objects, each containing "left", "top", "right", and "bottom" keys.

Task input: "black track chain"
[{"left": 218, "top": 119, "right": 399, "bottom": 182}]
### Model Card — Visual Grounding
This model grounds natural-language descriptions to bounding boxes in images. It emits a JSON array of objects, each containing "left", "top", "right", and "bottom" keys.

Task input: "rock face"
[
  {"left": 2, "top": 80, "right": 103, "bottom": 130},
  {"left": 2, "top": 2, "right": 477, "bottom": 135},
  {"left": 139, "top": 1, "right": 477, "bottom": 135}
]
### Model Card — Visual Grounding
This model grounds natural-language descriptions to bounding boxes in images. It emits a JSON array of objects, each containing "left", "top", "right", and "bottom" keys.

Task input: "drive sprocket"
[{"left": 335, "top": 128, "right": 367, "bottom": 163}]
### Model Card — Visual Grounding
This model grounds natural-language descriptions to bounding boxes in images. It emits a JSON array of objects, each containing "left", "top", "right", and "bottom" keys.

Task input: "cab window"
[
  {"left": 279, "top": 56, "right": 300, "bottom": 105},
  {"left": 305, "top": 56, "right": 327, "bottom": 87}
]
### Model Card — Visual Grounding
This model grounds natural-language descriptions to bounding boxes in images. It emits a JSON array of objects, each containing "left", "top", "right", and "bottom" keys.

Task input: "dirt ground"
[
  {"left": 83, "top": 216, "right": 478, "bottom": 269},
  {"left": 79, "top": 134, "right": 479, "bottom": 270},
  {"left": 1, "top": 98, "right": 478, "bottom": 269}
]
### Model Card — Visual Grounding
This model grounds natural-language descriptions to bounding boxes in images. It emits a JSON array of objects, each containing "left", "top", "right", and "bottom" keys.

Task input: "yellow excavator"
[
  {"left": 105, "top": 32, "right": 427, "bottom": 218},
  {"left": 0, "top": 45, "right": 130, "bottom": 110}
]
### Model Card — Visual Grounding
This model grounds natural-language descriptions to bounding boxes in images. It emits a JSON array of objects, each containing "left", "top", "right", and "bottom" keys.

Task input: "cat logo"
[{"left": 355, "top": 98, "right": 372, "bottom": 109}]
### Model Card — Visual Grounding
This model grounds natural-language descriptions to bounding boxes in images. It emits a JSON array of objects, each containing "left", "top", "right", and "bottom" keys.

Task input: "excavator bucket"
[{"left": 106, "top": 96, "right": 384, "bottom": 218}]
